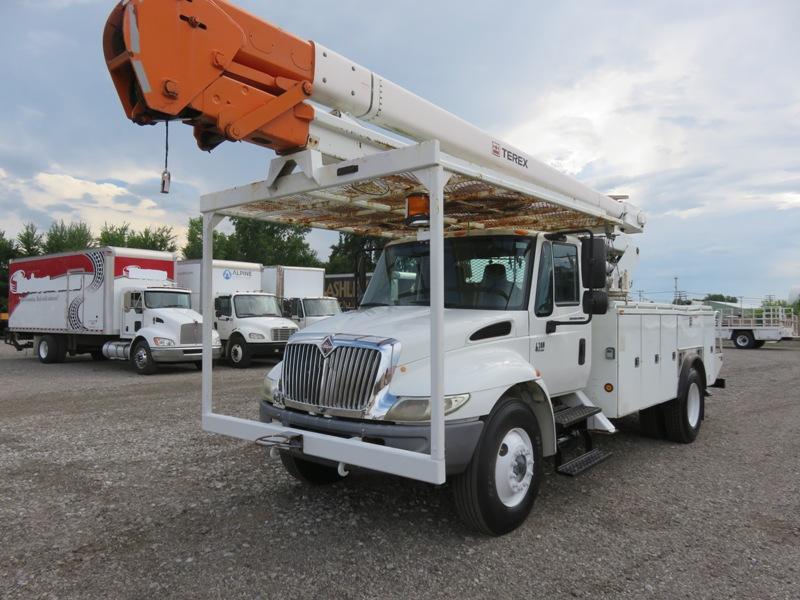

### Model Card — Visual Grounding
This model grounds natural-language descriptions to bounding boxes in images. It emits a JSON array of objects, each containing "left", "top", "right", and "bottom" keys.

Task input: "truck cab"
[
  {"left": 283, "top": 296, "right": 342, "bottom": 329},
  {"left": 118, "top": 286, "right": 222, "bottom": 374},
  {"left": 213, "top": 292, "right": 298, "bottom": 367}
]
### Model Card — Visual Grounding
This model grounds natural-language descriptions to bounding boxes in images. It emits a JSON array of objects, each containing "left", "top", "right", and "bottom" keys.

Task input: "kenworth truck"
[
  {"left": 103, "top": 0, "right": 725, "bottom": 534},
  {"left": 6, "top": 247, "right": 221, "bottom": 374}
]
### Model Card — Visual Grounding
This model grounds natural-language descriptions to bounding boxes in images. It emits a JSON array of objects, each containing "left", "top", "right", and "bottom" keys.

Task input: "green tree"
[
  {"left": 229, "top": 218, "right": 320, "bottom": 266},
  {"left": 16, "top": 222, "right": 43, "bottom": 257},
  {"left": 0, "top": 230, "right": 19, "bottom": 314},
  {"left": 702, "top": 293, "right": 738, "bottom": 303},
  {"left": 97, "top": 223, "right": 131, "bottom": 247},
  {"left": 326, "top": 233, "right": 386, "bottom": 274},
  {"left": 182, "top": 217, "right": 237, "bottom": 260},
  {"left": 43, "top": 220, "right": 94, "bottom": 254},
  {"left": 127, "top": 226, "right": 177, "bottom": 252}
]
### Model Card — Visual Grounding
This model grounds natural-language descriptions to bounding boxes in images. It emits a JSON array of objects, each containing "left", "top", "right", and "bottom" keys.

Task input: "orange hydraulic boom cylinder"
[{"left": 103, "top": 0, "right": 315, "bottom": 153}]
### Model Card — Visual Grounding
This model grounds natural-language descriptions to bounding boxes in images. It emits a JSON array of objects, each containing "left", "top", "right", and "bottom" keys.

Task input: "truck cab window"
[
  {"left": 215, "top": 296, "right": 232, "bottom": 317},
  {"left": 534, "top": 242, "right": 554, "bottom": 317},
  {"left": 127, "top": 292, "right": 143, "bottom": 314},
  {"left": 553, "top": 243, "right": 579, "bottom": 305}
]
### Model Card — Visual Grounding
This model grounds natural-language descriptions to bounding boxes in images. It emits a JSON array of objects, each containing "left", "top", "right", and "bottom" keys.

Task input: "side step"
[
  {"left": 554, "top": 405, "right": 602, "bottom": 431},
  {"left": 556, "top": 448, "right": 612, "bottom": 477}
]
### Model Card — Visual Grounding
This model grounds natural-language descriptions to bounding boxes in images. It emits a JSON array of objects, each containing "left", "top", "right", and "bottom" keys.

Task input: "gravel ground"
[{"left": 1, "top": 341, "right": 798, "bottom": 599}]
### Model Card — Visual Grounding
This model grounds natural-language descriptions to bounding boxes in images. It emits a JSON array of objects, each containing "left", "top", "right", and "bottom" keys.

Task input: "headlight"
[
  {"left": 152, "top": 337, "right": 175, "bottom": 347},
  {"left": 262, "top": 375, "right": 280, "bottom": 404},
  {"left": 249, "top": 332, "right": 266, "bottom": 340},
  {"left": 384, "top": 393, "right": 470, "bottom": 422}
]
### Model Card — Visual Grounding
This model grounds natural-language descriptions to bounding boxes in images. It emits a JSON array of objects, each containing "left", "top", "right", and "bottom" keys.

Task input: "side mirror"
[
  {"left": 583, "top": 290, "right": 609, "bottom": 315},
  {"left": 215, "top": 310, "right": 222, "bottom": 318},
  {"left": 581, "top": 237, "right": 608, "bottom": 289}
]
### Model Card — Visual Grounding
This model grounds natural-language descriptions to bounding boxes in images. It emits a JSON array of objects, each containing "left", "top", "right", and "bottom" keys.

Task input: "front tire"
[
  {"left": 227, "top": 335, "right": 252, "bottom": 368},
  {"left": 733, "top": 330, "right": 755, "bottom": 349},
  {"left": 37, "top": 335, "right": 65, "bottom": 364},
  {"left": 663, "top": 367, "right": 705, "bottom": 443},
  {"left": 131, "top": 340, "right": 158, "bottom": 375},
  {"left": 279, "top": 451, "right": 344, "bottom": 485},
  {"left": 453, "top": 394, "right": 542, "bottom": 536}
]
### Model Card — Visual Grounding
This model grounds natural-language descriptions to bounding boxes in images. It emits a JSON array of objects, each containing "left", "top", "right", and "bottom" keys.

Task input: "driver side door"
[
  {"left": 214, "top": 295, "right": 235, "bottom": 341},
  {"left": 530, "top": 239, "right": 590, "bottom": 397}
]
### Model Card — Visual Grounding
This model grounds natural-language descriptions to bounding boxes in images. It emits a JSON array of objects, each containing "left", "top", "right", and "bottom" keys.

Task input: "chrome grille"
[
  {"left": 272, "top": 327, "right": 295, "bottom": 342},
  {"left": 180, "top": 323, "right": 202, "bottom": 345},
  {"left": 281, "top": 343, "right": 383, "bottom": 413}
]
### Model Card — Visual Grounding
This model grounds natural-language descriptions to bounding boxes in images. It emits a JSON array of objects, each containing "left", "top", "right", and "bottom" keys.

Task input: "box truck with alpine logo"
[
  {"left": 177, "top": 260, "right": 298, "bottom": 367},
  {"left": 5, "top": 247, "right": 221, "bottom": 374}
]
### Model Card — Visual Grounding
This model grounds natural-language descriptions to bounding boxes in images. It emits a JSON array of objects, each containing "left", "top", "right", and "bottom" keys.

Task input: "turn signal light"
[
  {"left": 405, "top": 193, "right": 430, "bottom": 227},
  {"left": 604, "top": 383, "right": 614, "bottom": 393}
]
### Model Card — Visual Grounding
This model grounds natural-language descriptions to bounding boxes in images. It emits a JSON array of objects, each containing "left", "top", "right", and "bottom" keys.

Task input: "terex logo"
[
  {"left": 502, "top": 148, "right": 529, "bottom": 168},
  {"left": 492, "top": 141, "right": 529, "bottom": 168}
]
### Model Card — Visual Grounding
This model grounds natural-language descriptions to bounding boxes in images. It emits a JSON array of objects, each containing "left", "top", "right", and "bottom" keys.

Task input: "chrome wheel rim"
[
  {"left": 687, "top": 382, "right": 701, "bottom": 428},
  {"left": 134, "top": 348, "right": 149, "bottom": 369},
  {"left": 38, "top": 340, "right": 48, "bottom": 359},
  {"left": 736, "top": 334, "right": 749, "bottom": 347},
  {"left": 230, "top": 344, "right": 242, "bottom": 363},
  {"left": 495, "top": 427, "right": 534, "bottom": 508}
]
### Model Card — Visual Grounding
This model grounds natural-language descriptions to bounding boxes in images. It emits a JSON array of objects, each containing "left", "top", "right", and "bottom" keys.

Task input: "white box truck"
[
  {"left": 177, "top": 260, "right": 298, "bottom": 367},
  {"left": 5, "top": 247, "right": 221, "bottom": 374},
  {"left": 261, "top": 265, "right": 341, "bottom": 328}
]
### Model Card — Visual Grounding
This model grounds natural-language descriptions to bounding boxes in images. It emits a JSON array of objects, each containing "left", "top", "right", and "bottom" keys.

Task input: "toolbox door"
[{"left": 617, "top": 314, "right": 642, "bottom": 417}]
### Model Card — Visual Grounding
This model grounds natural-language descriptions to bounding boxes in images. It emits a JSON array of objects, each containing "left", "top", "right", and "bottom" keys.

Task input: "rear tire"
[
  {"left": 639, "top": 404, "right": 666, "bottom": 439},
  {"left": 279, "top": 452, "right": 344, "bottom": 485},
  {"left": 452, "top": 394, "right": 542, "bottom": 536},
  {"left": 227, "top": 335, "right": 252, "bottom": 368},
  {"left": 733, "top": 330, "right": 755, "bottom": 349},
  {"left": 663, "top": 367, "right": 704, "bottom": 443},
  {"left": 37, "top": 335, "right": 65, "bottom": 364},
  {"left": 131, "top": 340, "right": 158, "bottom": 375}
]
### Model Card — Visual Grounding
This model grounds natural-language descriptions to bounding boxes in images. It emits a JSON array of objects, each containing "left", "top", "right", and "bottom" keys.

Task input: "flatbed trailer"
[{"left": 717, "top": 306, "right": 796, "bottom": 349}]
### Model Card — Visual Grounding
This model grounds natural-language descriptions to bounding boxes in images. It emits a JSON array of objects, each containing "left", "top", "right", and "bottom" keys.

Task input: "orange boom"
[{"left": 102, "top": 0, "right": 315, "bottom": 152}]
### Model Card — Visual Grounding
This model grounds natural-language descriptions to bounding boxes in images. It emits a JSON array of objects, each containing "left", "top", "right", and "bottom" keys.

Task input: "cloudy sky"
[{"left": 1, "top": 0, "right": 797, "bottom": 300}]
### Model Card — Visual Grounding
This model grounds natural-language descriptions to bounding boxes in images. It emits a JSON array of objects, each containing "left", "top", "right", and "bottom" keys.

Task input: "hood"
[
  {"left": 301, "top": 306, "right": 524, "bottom": 365},
  {"left": 148, "top": 307, "right": 204, "bottom": 325}
]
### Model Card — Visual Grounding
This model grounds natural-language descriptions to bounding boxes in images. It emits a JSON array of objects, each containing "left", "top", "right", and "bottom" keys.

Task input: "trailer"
[
  {"left": 324, "top": 272, "right": 373, "bottom": 311},
  {"left": 716, "top": 305, "right": 796, "bottom": 349},
  {"left": 177, "top": 260, "right": 297, "bottom": 366},
  {"left": 6, "top": 247, "right": 221, "bottom": 373},
  {"left": 261, "top": 266, "right": 341, "bottom": 328},
  {"left": 103, "top": 0, "right": 725, "bottom": 534}
]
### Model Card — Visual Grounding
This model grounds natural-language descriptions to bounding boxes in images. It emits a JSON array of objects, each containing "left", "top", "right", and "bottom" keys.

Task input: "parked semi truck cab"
[
  {"left": 176, "top": 260, "right": 298, "bottom": 367},
  {"left": 283, "top": 296, "right": 342, "bottom": 329},
  {"left": 213, "top": 292, "right": 298, "bottom": 367}
]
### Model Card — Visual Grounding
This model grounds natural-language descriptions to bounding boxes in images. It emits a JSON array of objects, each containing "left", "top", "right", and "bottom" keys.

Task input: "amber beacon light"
[{"left": 405, "top": 193, "right": 431, "bottom": 227}]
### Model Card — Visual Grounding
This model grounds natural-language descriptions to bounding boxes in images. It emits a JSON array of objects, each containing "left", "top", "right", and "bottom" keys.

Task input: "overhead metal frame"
[{"left": 199, "top": 140, "right": 635, "bottom": 485}]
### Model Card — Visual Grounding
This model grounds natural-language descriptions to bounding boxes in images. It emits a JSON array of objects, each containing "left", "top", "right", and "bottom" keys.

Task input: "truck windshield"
[
  {"left": 234, "top": 295, "right": 282, "bottom": 318},
  {"left": 303, "top": 298, "right": 341, "bottom": 317},
  {"left": 361, "top": 235, "right": 535, "bottom": 311},
  {"left": 145, "top": 291, "right": 192, "bottom": 309}
]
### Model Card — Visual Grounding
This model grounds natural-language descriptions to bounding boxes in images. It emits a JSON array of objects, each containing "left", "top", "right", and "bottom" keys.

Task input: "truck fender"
[{"left": 515, "top": 380, "right": 557, "bottom": 458}]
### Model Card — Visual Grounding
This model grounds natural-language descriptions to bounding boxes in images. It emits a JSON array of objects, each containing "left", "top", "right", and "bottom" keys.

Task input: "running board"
[{"left": 556, "top": 448, "right": 612, "bottom": 476}]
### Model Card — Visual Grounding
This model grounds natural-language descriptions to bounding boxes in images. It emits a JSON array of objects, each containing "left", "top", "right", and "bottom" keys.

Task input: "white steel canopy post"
[
  {"left": 201, "top": 212, "right": 222, "bottom": 421},
  {"left": 417, "top": 163, "right": 450, "bottom": 480}
]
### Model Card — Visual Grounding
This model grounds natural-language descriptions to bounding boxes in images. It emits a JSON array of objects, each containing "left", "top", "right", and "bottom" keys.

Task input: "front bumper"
[
  {"left": 260, "top": 400, "right": 483, "bottom": 475},
  {"left": 151, "top": 345, "right": 221, "bottom": 363},
  {"left": 249, "top": 341, "right": 288, "bottom": 357}
]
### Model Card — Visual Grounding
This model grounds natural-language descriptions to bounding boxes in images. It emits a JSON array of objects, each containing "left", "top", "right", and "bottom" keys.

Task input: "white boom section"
[{"left": 310, "top": 44, "right": 645, "bottom": 233}]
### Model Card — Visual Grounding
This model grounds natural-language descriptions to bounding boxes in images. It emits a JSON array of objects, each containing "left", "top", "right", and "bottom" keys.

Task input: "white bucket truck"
[
  {"left": 177, "top": 260, "right": 298, "bottom": 367},
  {"left": 261, "top": 265, "right": 341, "bottom": 328},
  {"left": 5, "top": 247, "right": 221, "bottom": 374},
  {"left": 105, "top": 0, "right": 726, "bottom": 534}
]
